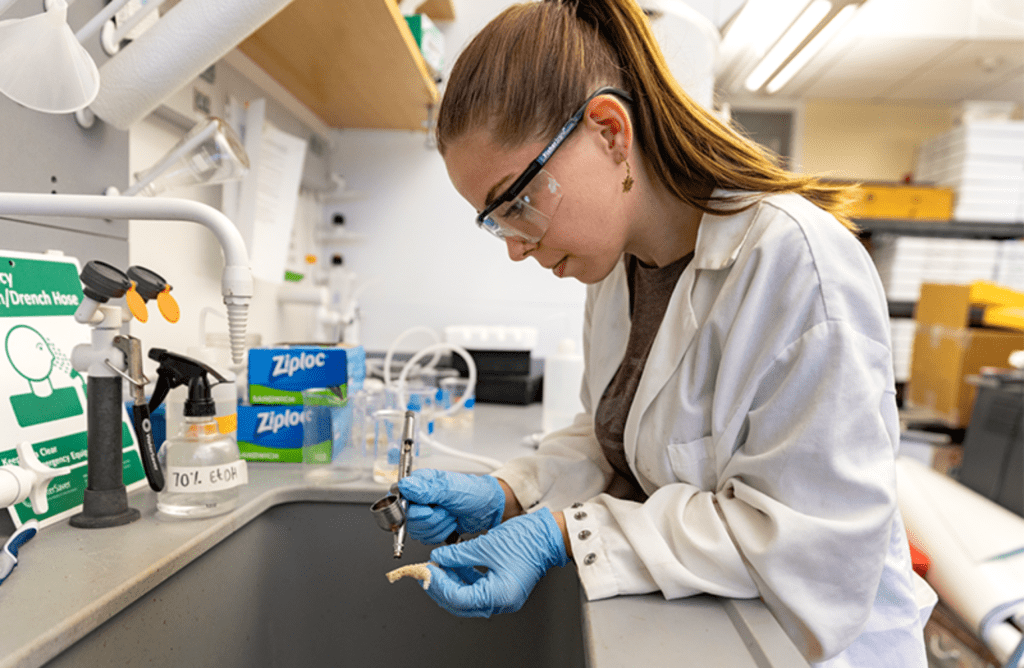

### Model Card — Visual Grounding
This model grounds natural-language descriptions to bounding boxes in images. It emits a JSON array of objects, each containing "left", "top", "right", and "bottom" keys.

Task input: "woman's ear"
[{"left": 583, "top": 95, "right": 632, "bottom": 162}]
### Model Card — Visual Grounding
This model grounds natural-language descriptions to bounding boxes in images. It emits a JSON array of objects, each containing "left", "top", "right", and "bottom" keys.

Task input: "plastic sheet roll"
[
  {"left": 90, "top": 0, "right": 292, "bottom": 130},
  {"left": 897, "top": 458, "right": 1024, "bottom": 666}
]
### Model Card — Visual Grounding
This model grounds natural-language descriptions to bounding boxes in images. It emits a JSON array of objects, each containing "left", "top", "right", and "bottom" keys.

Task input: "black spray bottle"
[{"left": 149, "top": 349, "right": 247, "bottom": 518}]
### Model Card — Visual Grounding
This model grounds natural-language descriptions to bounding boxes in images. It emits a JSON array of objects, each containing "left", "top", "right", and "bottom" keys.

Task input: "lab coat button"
[
  {"left": 578, "top": 529, "right": 591, "bottom": 540},
  {"left": 573, "top": 511, "right": 587, "bottom": 520},
  {"left": 583, "top": 553, "right": 597, "bottom": 565}
]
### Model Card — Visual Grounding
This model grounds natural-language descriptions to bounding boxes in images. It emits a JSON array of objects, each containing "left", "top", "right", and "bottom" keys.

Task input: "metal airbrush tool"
[{"left": 370, "top": 410, "right": 417, "bottom": 558}]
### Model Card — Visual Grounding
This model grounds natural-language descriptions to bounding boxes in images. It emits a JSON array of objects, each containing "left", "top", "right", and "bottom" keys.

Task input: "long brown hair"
[{"left": 436, "top": 0, "right": 858, "bottom": 231}]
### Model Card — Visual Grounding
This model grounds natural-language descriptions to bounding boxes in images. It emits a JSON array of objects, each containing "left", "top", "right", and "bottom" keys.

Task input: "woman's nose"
[{"left": 505, "top": 237, "right": 534, "bottom": 262}]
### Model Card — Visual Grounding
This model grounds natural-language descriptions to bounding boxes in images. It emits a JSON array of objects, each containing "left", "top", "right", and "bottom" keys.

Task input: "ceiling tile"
[
  {"left": 883, "top": 39, "right": 1024, "bottom": 100},
  {"left": 793, "top": 36, "right": 961, "bottom": 99},
  {"left": 716, "top": 0, "right": 1024, "bottom": 104}
]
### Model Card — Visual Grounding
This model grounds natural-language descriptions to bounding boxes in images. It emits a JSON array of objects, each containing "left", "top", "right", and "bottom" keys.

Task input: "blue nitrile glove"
[
  {"left": 423, "top": 507, "right": 569, "bottom": 618},
  {"left": 396, "top": 469, "right": 505, "bottom": 544}
]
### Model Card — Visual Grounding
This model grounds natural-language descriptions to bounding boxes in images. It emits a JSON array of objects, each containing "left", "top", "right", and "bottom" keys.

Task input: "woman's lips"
[{"left": 554, "top": 257, "right": 568, "bottom": 277}]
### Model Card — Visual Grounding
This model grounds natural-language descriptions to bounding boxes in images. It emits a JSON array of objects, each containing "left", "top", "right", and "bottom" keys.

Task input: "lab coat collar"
[
  {"left": 621, "top": 191, "right": 760, "bottom": 492},
  {"left": 691, "top": 190, "right": 759, "bottom": 271}
]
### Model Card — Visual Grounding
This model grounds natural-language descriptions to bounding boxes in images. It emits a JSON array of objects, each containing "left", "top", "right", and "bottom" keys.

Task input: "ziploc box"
[
  {"left": 248, "top": 346, "right": 347, "bottom": 406},
  {"left": 236, "top": 405, "right": 307, "bottom": 463}
]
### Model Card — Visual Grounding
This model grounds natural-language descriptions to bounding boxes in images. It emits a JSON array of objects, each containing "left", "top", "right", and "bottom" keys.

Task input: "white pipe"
[
  {"left": 0, "top": 192, "right": 253, "bottom": 365},
  {"left": 71, "top": 305, "right": 125, "bottom": 378},
  {"left": 277, "top": 283, "right": 329, "bottom": 306},
  {"left": 109, "top": 0, "right": 166, "bottom": 44},
  {"left": 75, "top": 0, "right": 131, "bottom": 43},
  {"left": 277, "top": 284, "right": 345, "bottom": 343}
]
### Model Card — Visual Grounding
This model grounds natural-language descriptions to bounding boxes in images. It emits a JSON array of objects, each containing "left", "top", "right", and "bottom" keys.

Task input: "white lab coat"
[{"left": 493, "top": 191, "right": 936, "bottom": 667}]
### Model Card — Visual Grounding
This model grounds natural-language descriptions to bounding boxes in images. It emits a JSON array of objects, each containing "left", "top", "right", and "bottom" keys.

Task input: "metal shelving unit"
[
  {"left": 856, "top": 218, "right": 1024, "bottom": 318},
  {"left": 855, "top": 218, "right": 1024, "bottom": 240}
]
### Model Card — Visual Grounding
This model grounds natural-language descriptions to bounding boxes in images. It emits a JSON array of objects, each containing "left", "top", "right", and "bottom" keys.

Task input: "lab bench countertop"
[{"left": 0, "top": 404, "right": 808, "bottom": 668}]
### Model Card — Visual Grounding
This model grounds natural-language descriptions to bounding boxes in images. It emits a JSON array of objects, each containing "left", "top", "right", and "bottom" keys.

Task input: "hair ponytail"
[{"left": 437, "top": 0, "right": 858, "bottom": 230}]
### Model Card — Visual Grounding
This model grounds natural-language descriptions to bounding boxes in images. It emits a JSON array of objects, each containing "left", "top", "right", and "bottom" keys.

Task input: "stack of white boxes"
[
  {"left": 871, "top": 235, "right": 1024, "bottom": 383},
  {"left": 871, "top": 234, "right": 1003, "bottom": 302},
  {"left": 995, "top": 239, "right": 1024, "bottom": 292},
  {"left": 915, "top": 121, "right": 1024, "bottom": 223},
  {"left": 889, "top": 319, "right": 916, "bottom": 383}
]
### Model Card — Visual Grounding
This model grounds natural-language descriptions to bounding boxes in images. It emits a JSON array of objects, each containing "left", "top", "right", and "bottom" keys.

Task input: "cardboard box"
[
  {"left": 248, "top": 346, "right": 347, "bottom": 406},
  {"left": 849, "top": 183, "right": 955, "bottom": 221},
  {"left": 907, "top": 283, "right": 1024, "bottom": 427}
]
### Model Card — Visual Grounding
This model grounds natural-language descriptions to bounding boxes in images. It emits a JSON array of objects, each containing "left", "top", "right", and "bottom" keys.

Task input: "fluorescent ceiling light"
[
  {"left": 744, "top": 0, "right": 833, "bottom": 92},
  {"left": 721, "top": 0, "right": 808, "bottom": 61},
  {"left": 766, "top": 3, "right": 858, "bottom": 93}
]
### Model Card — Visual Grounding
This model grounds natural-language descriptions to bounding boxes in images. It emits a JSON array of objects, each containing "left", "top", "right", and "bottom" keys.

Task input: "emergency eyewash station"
[{"left": 0, "top": 0, "right": 810, "bottom": 666}]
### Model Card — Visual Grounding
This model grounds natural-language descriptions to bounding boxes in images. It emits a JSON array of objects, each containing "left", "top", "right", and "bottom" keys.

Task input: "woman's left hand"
[{"left": 423, "top": 507, "right": 569, "bottom": 618}]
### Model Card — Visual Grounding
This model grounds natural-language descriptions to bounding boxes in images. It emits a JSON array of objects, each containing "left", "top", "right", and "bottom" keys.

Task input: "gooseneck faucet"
[{"left": 0, "top": 193, "right": 253, "bottom": 366}]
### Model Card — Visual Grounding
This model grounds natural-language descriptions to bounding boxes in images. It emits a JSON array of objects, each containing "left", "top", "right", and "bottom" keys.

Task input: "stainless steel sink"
[{"left": 46, "top": 502, "right": 585, "bottom": 668}]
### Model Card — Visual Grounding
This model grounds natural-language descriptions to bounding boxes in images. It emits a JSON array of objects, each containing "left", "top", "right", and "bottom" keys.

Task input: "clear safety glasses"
[
  {"left": 477, "top": 169, "right": 563, "bottom": 244},
  {"left": 475, "top": 86, "right": 633, "bottom": 244}
]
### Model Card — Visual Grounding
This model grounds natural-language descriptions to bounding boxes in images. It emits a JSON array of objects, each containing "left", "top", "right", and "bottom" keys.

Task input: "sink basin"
[{"left": 47, "top": 501, "right": 585, "bottom": 668}]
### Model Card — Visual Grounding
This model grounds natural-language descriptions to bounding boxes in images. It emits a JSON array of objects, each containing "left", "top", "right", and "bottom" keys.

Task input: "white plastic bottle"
[
  {"left": 542, "top": 339, "right": 585, "bottom": 434},
  {"left": 157, "top": 374, "right": 248, "bottom": 518}
]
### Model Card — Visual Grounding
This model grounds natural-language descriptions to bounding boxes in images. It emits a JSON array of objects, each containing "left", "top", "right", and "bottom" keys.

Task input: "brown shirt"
[{"left": 594, "top": 252, "right": 693, "bottom": 501}]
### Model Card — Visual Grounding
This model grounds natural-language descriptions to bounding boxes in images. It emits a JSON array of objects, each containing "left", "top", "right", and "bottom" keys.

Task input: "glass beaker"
[
  {"left": 386, "top": 382, "right": 437, "bottom": 457},
  {"left": 439, "top": 376, "right": 474, "bottom": 423},
  {"left": 301, "top": 387, "right": 363, "bottom": 483},
  {"left": 349, "top": 387, "right": 383, "bottom": 469},
  {"left": 372, "top": 408, "right": 418, "bottom": 484},
  {"left": 436, "top": 376, "right": 475, "bottom": 449}
]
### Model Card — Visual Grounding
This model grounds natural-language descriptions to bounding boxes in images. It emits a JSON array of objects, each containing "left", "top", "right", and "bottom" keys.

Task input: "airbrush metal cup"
[{"left": 370, "top": 491, "right": 405, "bottom": 532}]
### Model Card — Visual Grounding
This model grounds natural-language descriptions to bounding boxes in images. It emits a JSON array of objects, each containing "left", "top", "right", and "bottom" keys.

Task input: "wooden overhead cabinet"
[{"left": 239, "top": 0, "right": 454, "bottom": 131}]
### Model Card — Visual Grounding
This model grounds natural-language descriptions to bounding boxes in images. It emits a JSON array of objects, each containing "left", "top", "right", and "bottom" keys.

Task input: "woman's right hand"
[{"left": 395, "top": 469, "right": 506, "bottom": 544}]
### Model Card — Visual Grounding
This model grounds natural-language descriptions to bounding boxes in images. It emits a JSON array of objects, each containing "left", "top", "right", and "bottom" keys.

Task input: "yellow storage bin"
[{"left": 847, "top": 183, "right": 954, "bottom": 221}]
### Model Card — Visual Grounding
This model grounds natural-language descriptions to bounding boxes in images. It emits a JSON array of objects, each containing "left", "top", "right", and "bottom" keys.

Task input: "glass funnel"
[{"left": 126, "top": 116, "right": 249, "bottom": 196}]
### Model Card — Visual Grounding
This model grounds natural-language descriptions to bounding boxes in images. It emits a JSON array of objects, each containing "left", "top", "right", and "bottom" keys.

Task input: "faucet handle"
[{"left": 5, "top": 442, "right": 72, "bottom": 515}]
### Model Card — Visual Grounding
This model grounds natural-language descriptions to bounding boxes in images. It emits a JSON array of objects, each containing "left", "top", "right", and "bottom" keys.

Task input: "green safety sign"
[{"left": 0, "top": 251, "right": 147, "bottom": 528}]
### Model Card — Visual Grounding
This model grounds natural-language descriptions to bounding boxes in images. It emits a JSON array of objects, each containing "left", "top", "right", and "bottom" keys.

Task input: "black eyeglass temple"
[{"left": 476, "top": 87, "right": 633, "bottom": 224}]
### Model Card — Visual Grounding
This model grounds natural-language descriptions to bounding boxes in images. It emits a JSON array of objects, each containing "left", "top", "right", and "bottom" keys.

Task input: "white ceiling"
[{"left": 719, "top": 0, "right": 1024, "bottom": 103}]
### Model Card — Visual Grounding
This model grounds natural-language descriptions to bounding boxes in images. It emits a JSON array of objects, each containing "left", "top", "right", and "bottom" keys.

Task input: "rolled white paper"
[{"left": 90, "top": 0, "right": 292, "bottom": 130}]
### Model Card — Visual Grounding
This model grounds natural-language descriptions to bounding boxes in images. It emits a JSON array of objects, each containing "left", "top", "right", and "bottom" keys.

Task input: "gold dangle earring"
[{"left": 622, "top": 159, "right": 634, "bottom": 193}]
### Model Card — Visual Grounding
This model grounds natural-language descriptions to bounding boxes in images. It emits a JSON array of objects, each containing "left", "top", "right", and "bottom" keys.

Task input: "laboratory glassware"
[{"left": 301, "top": 387, "right": 363, "bottom": 483}]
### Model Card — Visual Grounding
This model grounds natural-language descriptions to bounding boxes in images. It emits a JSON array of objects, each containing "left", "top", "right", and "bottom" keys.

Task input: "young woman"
[{"left": 395, "top": 1, "right": 936, "bottom": 665}]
